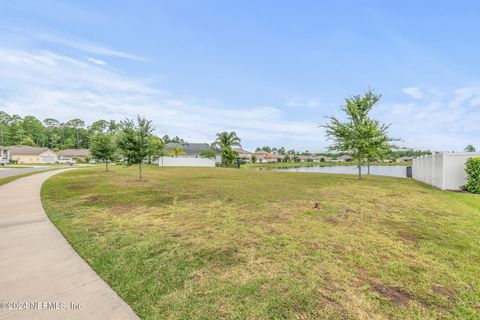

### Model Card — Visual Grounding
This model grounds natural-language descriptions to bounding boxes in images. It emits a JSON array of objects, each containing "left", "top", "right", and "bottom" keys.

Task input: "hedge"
[{"left": 462, "top": 157, "right": 480, "bottom": 194}]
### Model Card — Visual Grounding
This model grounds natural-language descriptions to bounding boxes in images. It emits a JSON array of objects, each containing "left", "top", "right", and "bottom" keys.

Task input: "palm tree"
[
  {"left": 212, "top": 131, "right": 241, "bottom": 150},
  {"left": 212, "top": 131, "right": 241, "bottom": 166},
  {"left": 170, "top": 146, "right": 186, "bottom": 157}
]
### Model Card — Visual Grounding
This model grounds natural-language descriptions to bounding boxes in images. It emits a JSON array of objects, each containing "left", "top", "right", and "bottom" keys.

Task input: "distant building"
[
  {"left": 57, "top": 149, "right": 90, "bottom": 161},
  {"left": 298, "top": 155, "right": 330, "bottom": 162},
  {"left": 0, "top": 146, "right": 10, "bottom": 163},
  {"left": 336, "top": 155, "right": 353, "bottom": 162},
  {"left": 9, "top": 145, "right": 57, "bottom": 164},
  {"left": 396, "top": 156, "right": 413, "bottom": 163},
  {"left": 253, "top": 151, "right": 283, "bottom": 163},
  {"left": 162, "top": 143, "right": 221, "bottom": 165},
  {"left": 233, "top": 148, "right": 253, "bottom": 162}
]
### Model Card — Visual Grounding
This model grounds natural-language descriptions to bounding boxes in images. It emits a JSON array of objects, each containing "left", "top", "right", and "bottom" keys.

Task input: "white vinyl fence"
[
  {"left": 159, "top": 157, "right": 216, "bottom": 167},
  {"left": 412, "top": 152, "right": 480, "bottom": 190}
]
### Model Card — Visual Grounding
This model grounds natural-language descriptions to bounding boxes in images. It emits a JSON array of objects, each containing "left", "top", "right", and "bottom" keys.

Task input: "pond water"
[{"left": 273, "top": 165, "right": 407, "bottom": 178}]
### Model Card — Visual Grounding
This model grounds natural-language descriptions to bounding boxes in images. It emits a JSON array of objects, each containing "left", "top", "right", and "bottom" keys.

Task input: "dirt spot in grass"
[
  {"left": 358, "top": 270, "right": 411, "bottom": 307},
  {"left": 67, "top": 183, "right": 93, "bottom": 190},
  {"left": 397, "top": 230, "right": 419, "bottom": 245},
  {"left": 371, "top": 282, "right": 410, "bottom": 307},
  {"left": 83, "top": 195, "right": 109, "bottom": 203},
  {"left": 125, "top": 179, "right": 150, "bottom": 183},
  {"left": 108, "top": 205, "right": 135, "bottom": 215},
  {"left": 325, "top": 208, "right": 357, "bottom": 223},
  {"left": 317, "top": 291, "right": 343, "bottom": 309},
  {"left": 432, "top": 285, "right": 455, "bottom": 302}
]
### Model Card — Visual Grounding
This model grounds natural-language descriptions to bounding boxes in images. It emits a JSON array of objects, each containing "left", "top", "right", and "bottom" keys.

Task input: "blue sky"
[{"left": 0, "top": 1, "right": 479, "bottom": 151}]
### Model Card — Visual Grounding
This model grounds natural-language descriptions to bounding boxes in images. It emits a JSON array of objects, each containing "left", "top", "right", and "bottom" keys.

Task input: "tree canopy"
[
  {"left": 117, "top": 116, "right": 155, "bottom": 179},
  {"left": 212, "top": 131, "right": 241, "bottom": 167},
  {"left": 323, "top": 90, "right": 395, "bottom": 179}
]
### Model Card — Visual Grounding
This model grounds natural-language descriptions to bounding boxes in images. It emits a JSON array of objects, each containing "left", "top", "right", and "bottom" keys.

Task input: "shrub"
[{"left": 462, "top": 157, "right": 480, "bottom": 194}]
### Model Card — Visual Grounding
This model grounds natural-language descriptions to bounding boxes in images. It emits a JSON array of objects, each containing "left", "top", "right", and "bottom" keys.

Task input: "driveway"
[
  {"left": 0, "top": 167, "right": 55, "bottom": 179},
  {"left": 0, "top": 170, "right": 139, "bottom": 320}
]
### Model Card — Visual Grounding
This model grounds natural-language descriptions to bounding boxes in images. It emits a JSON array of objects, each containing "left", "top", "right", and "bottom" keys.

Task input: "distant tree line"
[
  {"left": 255, "top": 144, "right": 431, "bottom": 160},
  {"left": 0, "top": 111, "right": 184, "bottom": 150}
]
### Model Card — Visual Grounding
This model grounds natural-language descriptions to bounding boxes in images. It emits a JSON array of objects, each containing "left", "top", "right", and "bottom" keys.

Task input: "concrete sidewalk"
[{"left": 0, "top": 170, "right": 139, "bottom": 320}]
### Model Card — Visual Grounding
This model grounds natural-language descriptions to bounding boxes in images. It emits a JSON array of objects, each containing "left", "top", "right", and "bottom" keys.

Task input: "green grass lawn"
[
  {"left": 41, "top": 166, "right": 480, "bottom": 320},
  {"left": 243, "top": 161, "right": 412, "bottom": 169}
]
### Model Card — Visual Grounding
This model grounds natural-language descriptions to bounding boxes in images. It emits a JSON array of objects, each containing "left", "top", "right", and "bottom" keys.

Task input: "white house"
[
  {"left": 336, "top": 155, "right": 353, "bottom": 162},
  {"left": 0, "top": 146, "right": 10, "bottom": 163}
]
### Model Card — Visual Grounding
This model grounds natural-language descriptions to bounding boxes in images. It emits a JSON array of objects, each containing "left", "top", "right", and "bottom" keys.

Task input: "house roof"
[
  {"left": 164, "top": 143, "right": 220, "bottom": 155},
  {"left": 57, "top": 149, "right": 90, "bottom": 157},
  {"left": 233, "top": 148, "right": 252, "bottom": 155},
  {"left": 265, "top": 153, "right": 284, "bottom": 159},
  {"left": 8, "top": 145, "right": 54, "bottom": 155}
]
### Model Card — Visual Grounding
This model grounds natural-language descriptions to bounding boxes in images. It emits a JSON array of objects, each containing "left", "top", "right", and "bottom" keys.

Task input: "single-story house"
[
  {"left": 254, "top": 151, "right": 284, "bottom": 163},
  {"left": 0, "top": 146, "right": 10, "bottom": 162},
  {"left": 336, "top": 155, "right": 353, "bottom": 162},
  {"left": 160, "top": 143, "right": 221, "bottom": 167},
  {"left": 9, "top": 145, "right": 58, "bottom": 164},
  {"left": 396, "top": 156, "right": 413, "bottom": 163},
  {"left": 57, "top": 149, "right": 90, "bottom": 161},
  {"left": 298, "top": 155, "right": 331, "bottom": 162}
]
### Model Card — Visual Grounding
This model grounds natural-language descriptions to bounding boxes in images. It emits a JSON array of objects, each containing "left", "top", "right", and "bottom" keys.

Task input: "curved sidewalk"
[{"left": 0, "top": 170, "right": 139, "bottom": 320}]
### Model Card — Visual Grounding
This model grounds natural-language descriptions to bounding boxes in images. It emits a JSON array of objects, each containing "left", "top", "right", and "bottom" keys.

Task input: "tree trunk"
[
  {"left": 367, "top": 159, "right": 370, "bottom": 175},
  {"left": 358, "top": 153, "right": 362, "bottom": 179},
  {"left": 105, "top": 161, "right": 109, "bottom": 172},
  {"left": 139, "top": 162, "right": 142, "bottom": 180}
]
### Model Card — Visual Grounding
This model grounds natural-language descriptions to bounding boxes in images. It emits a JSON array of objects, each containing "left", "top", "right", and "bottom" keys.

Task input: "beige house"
[
  {"left": 254, "top": 151, "right": 284, "bottom": 163},
  {"left": 396, "top": 156, "right": 413, "bottom": 163},
  {"left": 57, "top": 149, "right": 90, "bottom": 161},
  {"left": 9, "top": 146, "right": 58, "bottom": 164},
  {"left": 233, "top": 148, "right": 253, "bottom": 162}
]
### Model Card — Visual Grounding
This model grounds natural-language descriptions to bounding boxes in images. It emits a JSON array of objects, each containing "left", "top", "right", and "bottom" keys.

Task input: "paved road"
[
  {"left": 0, "top": 167, "right": 57, "bottom": 179},
  {"left": 0, "top": 170, "right": 139, "bottom": 320}
]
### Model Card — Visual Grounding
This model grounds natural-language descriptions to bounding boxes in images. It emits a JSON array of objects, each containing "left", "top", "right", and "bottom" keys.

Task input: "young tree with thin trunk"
[
  {"left": 90, "top": 132, "right": 117, "bottom": 171},
  {"left": 323, "top": 90, "right": 394, "bottom": 179},
  {"left": 117, "top": 115, "right": 154, "bottom": 180}
]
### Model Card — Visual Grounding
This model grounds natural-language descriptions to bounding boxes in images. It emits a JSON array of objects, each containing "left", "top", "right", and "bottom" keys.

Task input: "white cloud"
[
  {"left": 0, "top": 48, "right": 319, "bottom": 151},
  {"left": 402, "top": 87, "right": 424, "bottom": 99},
  {"left": 373, "top": 92, "right": 480, "bottom": 151},
  {"left": 86, "top": 57, "right": 106, "bottom": 65},
  {"left": 0, "top": 38, "right": 479, "bottom": 152},
  {"left": 32, "top": 31, "right": 148, "bottom": 62}
]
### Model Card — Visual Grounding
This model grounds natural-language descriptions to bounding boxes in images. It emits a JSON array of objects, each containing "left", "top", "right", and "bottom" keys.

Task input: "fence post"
[{"left": 441, "top": 152, "right": 447, "bottom": 190}]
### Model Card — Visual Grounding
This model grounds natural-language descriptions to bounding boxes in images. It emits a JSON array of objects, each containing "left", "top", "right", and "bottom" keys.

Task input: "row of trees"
[
  {"left": 0, "top": 111, "right": 184, "bottom": 151},
  {"left": 89, "top": 116, "right": 163, "bottom": 179},
  {"left": 255, "top": 144, "right": 431, "bottom": 160},
  {"left": 89, "top": 117, "right": 245, "bottom": 178}
]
